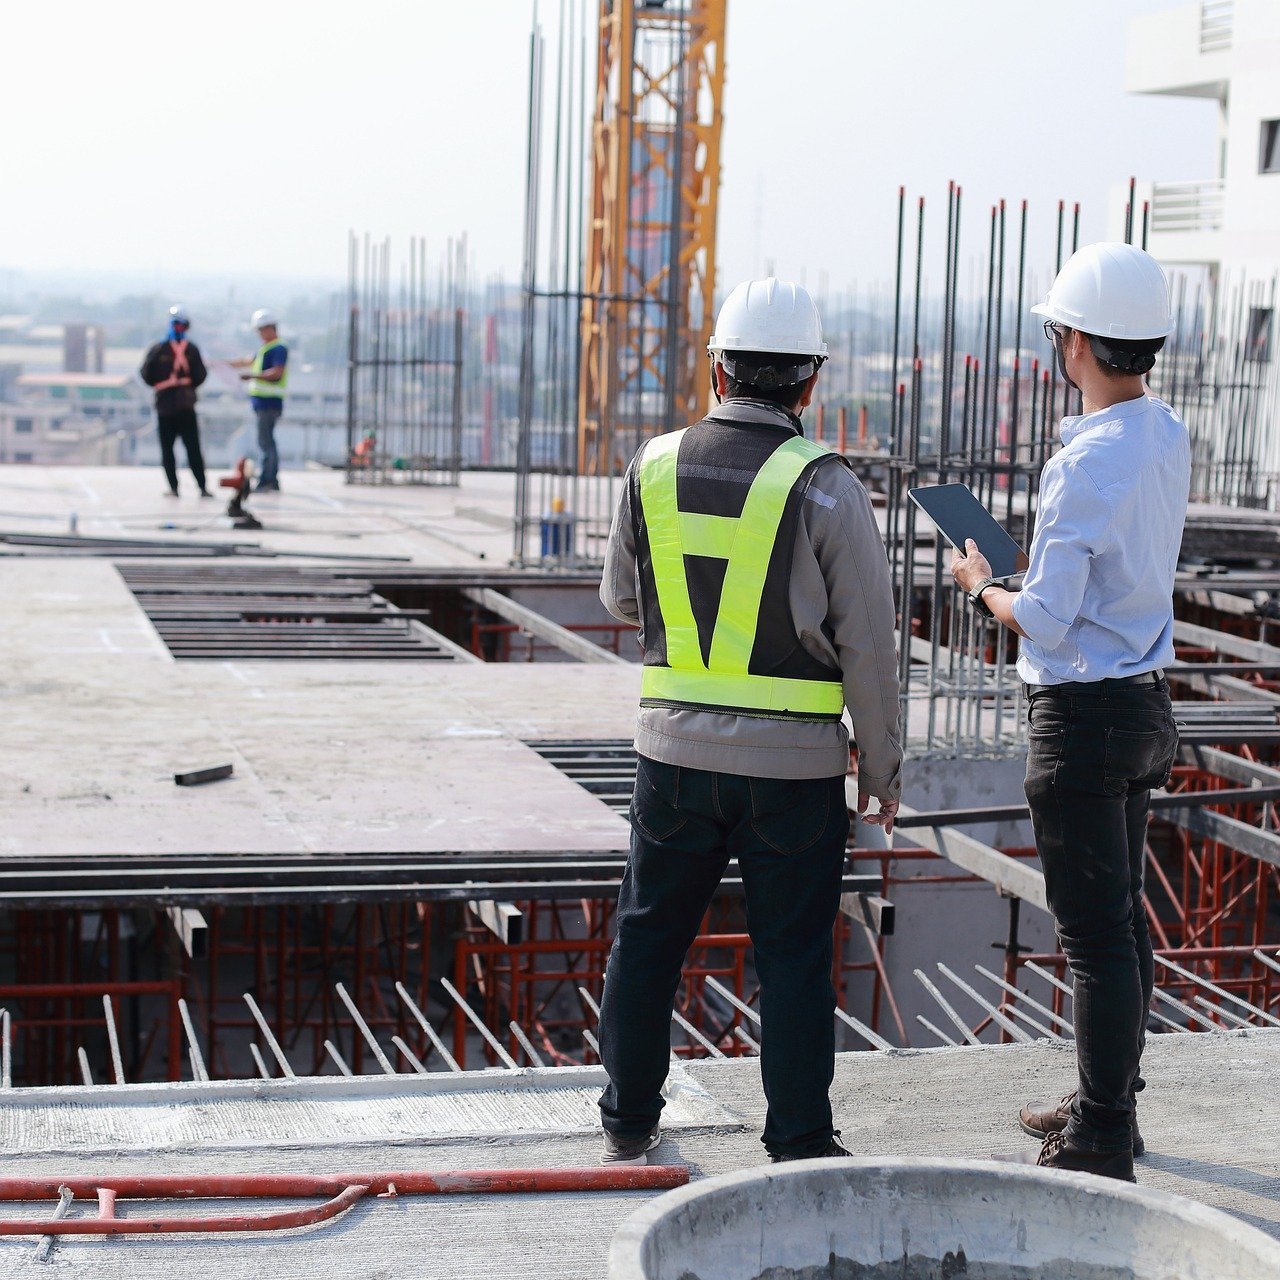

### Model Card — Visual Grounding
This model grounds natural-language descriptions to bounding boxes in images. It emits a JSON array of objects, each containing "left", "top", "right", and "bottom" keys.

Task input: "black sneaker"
[
  {"left": 1019, "top": 1089, "right": 1145, "bottom": 1157},
  {"left": 198, "top": 487, "right": 212, "bottom": 498},
  {"left": 769, "top": 1135, "right": 854, "bottom": 1164},
  {"left": 601, "top": 1127, "right": 660, "bottom": 1166}
]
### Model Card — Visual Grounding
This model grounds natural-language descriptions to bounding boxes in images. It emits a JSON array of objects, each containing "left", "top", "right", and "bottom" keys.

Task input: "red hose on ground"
[{"left": 0, "top": 1165, "right": 689, "bottom": 1236}]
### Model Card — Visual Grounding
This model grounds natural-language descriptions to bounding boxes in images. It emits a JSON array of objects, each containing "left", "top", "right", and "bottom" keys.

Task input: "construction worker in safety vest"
[
  {"left": 230, "top": 309, "right": 288, "bottom": 492},
  {"left": 140, "top": 306, "right": 210, "bottom": 498},
  {"left": 951, "top": 243, "right": 1189, "bottom": 1182},
  {"left": 596, "top": 277, "right": 903, "bottom": 1165}
]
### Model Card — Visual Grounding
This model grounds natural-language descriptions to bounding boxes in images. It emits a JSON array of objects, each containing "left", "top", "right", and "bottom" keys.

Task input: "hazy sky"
[{"left": 0, "top": 0, "right": 1220, "bottom": 299}]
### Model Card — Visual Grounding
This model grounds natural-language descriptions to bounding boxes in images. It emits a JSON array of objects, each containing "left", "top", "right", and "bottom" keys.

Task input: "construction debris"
[{"left": 173, "top": 764, "right": 233, "bottom": 787}]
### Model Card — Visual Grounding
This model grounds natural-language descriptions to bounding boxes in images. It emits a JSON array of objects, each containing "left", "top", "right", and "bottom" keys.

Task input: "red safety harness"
[{"left": 152, "top": 339, "right": 192, "bottom": 392}]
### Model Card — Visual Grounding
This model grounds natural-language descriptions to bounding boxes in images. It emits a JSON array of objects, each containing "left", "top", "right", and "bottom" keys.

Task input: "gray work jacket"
[{"left": 600, "top": 399, "right": 903, "bottom": 800}]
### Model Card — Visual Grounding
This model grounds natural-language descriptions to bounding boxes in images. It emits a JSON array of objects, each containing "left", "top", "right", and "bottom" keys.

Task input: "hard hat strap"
[
  {"left": 1045, "top": 324, "right": 1079, "bottom": 393},
  {"left": 1087, "top": 334, "right": 1160, "bottom": 376},
  {"left": 718, "top": 353, "right": 823, "bottom": 391}
]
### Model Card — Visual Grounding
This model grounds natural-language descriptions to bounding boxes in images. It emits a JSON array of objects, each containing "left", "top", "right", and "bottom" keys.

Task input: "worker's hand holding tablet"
[{"left": 907, "top": 483, "right": 1029, "bottom": 580}]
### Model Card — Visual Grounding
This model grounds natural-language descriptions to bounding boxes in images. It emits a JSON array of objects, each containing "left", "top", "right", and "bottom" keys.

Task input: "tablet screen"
[{"left": 907, "top": 484, "right": 1030, "bottom": 580}]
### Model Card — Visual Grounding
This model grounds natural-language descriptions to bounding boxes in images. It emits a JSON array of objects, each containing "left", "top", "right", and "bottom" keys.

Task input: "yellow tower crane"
[{"left": 577, "top": 0, "right": 727, "bottom": 475}]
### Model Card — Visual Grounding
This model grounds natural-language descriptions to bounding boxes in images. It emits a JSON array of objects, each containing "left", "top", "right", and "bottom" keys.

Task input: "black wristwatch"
[{"left": 968, "top": 577, "right": 1000, "bottom": 618}]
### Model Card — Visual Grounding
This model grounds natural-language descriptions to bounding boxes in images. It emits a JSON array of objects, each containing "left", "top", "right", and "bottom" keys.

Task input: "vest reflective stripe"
[
  {"left": 639, "top": 427, "right": 844, "bottom": 718},
  {"left": 248, "top": 340, "right": 287, "bottom": 399},
  {"left": 152, "top": 340, "right": 192, "bottom": 392},
  {"left": 677, "top": 512, "right": 737, "bottom": 558},
  {"left": 641, "top": 665, "right": 843, "bottom": 717}
]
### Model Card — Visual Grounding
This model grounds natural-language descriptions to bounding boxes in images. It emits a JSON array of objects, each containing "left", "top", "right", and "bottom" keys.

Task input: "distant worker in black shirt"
[{"left": 140, "top": 305, "right": 210, "bottom": 497}]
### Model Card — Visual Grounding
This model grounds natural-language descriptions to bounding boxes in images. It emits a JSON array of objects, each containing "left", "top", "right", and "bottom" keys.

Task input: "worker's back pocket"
[
  {"left": 630, "top": 756, "right": 688, "bottom": 842},
  {"left": 1105, "top": 715, "right": 1178, "bottom": 792},
  {"left": 746, "top": 775, "right": 834, "bottom": 856}
]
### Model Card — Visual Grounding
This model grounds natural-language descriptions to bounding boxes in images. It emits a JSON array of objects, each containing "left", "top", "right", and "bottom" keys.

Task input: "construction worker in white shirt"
[{"left": 952, "top": 243, "right": 1189, "bottom": 1182}]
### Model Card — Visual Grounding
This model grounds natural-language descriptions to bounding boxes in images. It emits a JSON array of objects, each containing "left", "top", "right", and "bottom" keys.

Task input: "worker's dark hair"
[
  {"left": 1081, "top": 332, "right": 1166, "bottom": 378},
  {"left": 719, "top": 349, "right": 821, "bottom": 409}
]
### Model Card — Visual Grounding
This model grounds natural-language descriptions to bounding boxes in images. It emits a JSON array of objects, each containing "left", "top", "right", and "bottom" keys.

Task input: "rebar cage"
[{"left": 345, "top": 233, "right": 466, "bottom": 487}]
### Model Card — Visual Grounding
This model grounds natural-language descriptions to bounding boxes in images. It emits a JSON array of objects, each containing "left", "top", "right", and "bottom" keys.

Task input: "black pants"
[
  {"left": 1024, "top": 678, "right": 1178, "bottom": 1153},
  {"left": 157, "top": 409, "right": 206, "bottom": 493},
  {"left": 597, "top": 756, "right": 849, "bottom": 1158}
]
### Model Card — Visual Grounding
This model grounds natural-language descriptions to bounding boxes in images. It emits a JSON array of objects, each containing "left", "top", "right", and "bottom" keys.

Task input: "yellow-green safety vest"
[
  {"left": 637, "top": 427, "right": 844, "bottom": 719},
  {"left": 248, "top": 340, "right": 288, "bottom": 399}
]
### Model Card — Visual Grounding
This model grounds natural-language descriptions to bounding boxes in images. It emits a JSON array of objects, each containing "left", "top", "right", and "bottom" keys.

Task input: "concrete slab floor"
[
  {"left": 0, "top": 557, "right": 639, "bottom": 859},
  {"left": 0, "top": 1031, "right": 1274, "bottom": 1278},
  {"left": 0, "top": 463, "right": 882, "bottom": 565},
  {"left": 0, "top": 464, "right": 540, "bottom": 564},
  {"left": 0, "top": 467, "right": 1250, "bottom": 564}
]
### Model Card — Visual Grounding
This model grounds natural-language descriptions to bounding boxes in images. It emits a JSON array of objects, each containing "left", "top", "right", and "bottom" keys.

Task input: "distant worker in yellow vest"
[
  {"left": 229, "top": 308, "right": 288, "bottom": 492},
  {"left": 596, "top": 278, "right": 903, "bottom": 1165}
]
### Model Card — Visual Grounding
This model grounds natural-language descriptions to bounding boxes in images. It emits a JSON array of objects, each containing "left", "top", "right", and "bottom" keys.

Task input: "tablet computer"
[{"left": 907, "top": 483, "right": 1030, "bottom": 580}]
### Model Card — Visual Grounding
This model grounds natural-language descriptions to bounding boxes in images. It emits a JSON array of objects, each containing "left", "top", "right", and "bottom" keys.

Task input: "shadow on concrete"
[{"left": 1144, "top": 1151, "right": 1280, "bottom": 1238}]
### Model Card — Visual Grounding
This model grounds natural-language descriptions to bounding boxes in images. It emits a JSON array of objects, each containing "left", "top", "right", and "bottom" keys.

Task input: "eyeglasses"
[{"left": 1043, "top": 320, "right": 1067, "bottom": 344}]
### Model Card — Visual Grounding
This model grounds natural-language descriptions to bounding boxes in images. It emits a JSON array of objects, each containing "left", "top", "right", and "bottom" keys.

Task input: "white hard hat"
[
  {"left": 1031, "top": 243, "right": 1174, "bottom": 340},
  {"left": 251, "top": 308, "right": 277, "bottom": 329},
  {"left": 708, "top": 277, "right": 828, "bottom": 358},
  {"left": 168, "top": 305, "right": 190, "bottom": 325}
]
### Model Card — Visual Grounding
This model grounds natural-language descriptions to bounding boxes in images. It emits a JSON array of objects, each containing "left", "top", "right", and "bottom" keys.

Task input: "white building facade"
[
  {"left": 1122, "top": 1, "right": 1280, "bottom": 505},
  {"left": 0, "top": 374, "right": 151, "bottom": 466},
  {"left": 1125, "top": 0, "right": 1280, "bottom": 278}
]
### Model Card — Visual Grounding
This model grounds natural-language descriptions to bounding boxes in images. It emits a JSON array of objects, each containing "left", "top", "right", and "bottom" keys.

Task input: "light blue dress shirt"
[{"left": 1012, "top": 395, "right": 1190, "bottom": 686}]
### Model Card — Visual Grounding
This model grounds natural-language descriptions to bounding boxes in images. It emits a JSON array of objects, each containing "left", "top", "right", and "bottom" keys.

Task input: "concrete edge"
[
  {"left": 606, "top": 1156, "right": 1280, "bottom": 1279},
  {"left": 0, "top": 1059, "right": 738, "bottom": 1107},
  {"left": 0, "top": 1120, "right": 751, "bottom": 1165},
  {"left": 0, "top": 1062, "right": 604, "bottom": 1105}
]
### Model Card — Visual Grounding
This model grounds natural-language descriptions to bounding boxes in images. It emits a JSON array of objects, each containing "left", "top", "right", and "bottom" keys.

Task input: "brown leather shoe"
[
  {"left": 1035, "top": 1131, "right": 1135, "bottom": 1182},
  {"left": 1019, "top": 1090, "right": 1145, "bottom": 1157}
]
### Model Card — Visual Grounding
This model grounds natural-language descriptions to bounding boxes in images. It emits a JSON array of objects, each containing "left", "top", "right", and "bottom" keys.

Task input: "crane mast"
[{"left": 577, "top": 0, "right": 727, "bottom": 475}]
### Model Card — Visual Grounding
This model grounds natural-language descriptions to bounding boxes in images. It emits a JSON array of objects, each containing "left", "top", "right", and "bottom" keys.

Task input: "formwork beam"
[
  {"left": 1160, "top": 805, "right": 1280, "bottom": 870},
  {"left": 461, "top": 587, "right": 629, "bottom": 665},
  {"left": 883, "top": 796, "right": 1048, "bottom": 912}
]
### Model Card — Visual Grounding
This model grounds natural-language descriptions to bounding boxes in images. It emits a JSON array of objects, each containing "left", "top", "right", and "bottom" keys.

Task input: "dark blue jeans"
[
  {"left": 1024, "top": 678, "right": 1177, "bottom": 1154},
  {"left": 254, "top": 403, "right": 282, "bottom": 487},
  {"left": 597, "top": 756, "right": 849, "bottom": 1158}
]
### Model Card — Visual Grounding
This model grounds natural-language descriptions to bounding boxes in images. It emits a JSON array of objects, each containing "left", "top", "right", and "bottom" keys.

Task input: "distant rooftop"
[{"left": 16, "top": 372, "right": 132, "bottom": 390}]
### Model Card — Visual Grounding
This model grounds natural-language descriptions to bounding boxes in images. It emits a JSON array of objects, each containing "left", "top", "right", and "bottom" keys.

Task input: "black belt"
[{"left": 1027, "top": 669, "right": 1164, "bottom": 695}]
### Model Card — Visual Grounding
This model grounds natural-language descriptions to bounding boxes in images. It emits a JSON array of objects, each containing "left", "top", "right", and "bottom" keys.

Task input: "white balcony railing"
[
  {"left": 1150, "top": 179, "right": 1225, "bottom": 234},
  {"left": 1200, "top": 0, "right": 1233, "bottom": 53}
]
